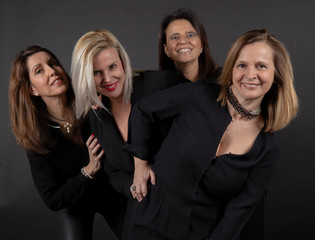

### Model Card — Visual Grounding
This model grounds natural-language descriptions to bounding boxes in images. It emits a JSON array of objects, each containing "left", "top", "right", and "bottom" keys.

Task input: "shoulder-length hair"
[
  {"left": 71, "top": 29, "right": 133, "bottom": 118},
  {"left": 9, "top": 45, "right": 74, "bottom": 154},
  {"left": 217, "top": 29, "right": 299, "bottom": 132},
  {"left": 158, "top": 8, "right": 221, "bottom": 80}
]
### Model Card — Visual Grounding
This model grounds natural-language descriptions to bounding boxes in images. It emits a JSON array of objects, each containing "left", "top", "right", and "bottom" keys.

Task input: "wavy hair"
[
  {"left": 217, "top": 29, "right": 299, "bottom": 132},
  {"left": 71, "top": 29, "right": 133, "bottom": 118},
  {"left": 9, "top": 46, "right": 74, "bottom": 154}
]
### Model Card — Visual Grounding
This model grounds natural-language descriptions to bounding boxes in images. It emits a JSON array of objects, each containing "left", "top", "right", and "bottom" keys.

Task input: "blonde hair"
[
  {"left": 217, "top": 29, "right": 299, "bottom": 132},
  {"left": 71, "top": 29, "right": 133, "bottom": 118}
]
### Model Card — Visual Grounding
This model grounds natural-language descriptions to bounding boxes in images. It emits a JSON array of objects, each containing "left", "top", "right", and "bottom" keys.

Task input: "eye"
[
  {"left": 170, "top": 35, "right": 179, "bottom": 41},
  {"left": 93, "top": 70, "right": 102, "bottom": 76},
  {"left": 257, "top": 64, "right": 267, "bottom": 69},
  {"left": 109, "top": 63, "right": 117, "bottom": 70},
  {"left": 35, "top": 68, "right": 43, "bottom": 75},
  {"left": 236, "top": 63, "right": 246, "bottom": 69},
  {"left": 187, "top": 33, "right": 196, "bottom": 38}
]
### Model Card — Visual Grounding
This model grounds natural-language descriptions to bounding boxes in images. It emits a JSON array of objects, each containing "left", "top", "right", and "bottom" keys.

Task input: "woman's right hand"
[
  {"left": 131, "top": 157, "right": 156, "bottom": 202},
  {"left": 85, "top": 134, "right": 104, "bottom": 177}
]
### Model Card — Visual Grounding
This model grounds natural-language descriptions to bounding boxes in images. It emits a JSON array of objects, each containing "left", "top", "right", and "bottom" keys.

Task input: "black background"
[{"left": 1, "top": 0, "right": 314, "bottom": 239}]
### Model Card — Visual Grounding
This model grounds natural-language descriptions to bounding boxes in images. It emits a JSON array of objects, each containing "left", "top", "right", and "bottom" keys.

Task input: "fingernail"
[{"left": 91, "top": 134, "right": 94, "bottom": 137}]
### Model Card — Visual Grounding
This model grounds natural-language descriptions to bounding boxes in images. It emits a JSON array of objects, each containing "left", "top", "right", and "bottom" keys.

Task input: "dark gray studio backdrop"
[{"left": 1, "top": 0, "right": 314, "bottom": 239}]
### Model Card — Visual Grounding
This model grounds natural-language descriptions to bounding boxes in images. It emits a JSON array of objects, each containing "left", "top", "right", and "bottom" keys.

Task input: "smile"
[
  {"left": 51, "top": 79, "right": 62, "bottom": 85},
  {"left": 242, "top": 83, "right": 261, "bottom": 89},
  {"left": 177, "top": 48, "right": 192, "bottom": 53},
  {"left": 103, "top": 82, "right": 118, "bottom": 91}
]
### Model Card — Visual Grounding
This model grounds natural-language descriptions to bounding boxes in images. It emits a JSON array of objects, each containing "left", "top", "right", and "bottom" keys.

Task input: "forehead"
[
  {"left": 165, "top": 19, "right": 196, "bottom": 35},
  {"left": 237, "top": 42, "right": 274, "bottom": 62},
  {"left": 27, "top": 51, "right": 52, "bottom": 69},
  {"left": 93, "top": 47, "right": 120, "bottom": 65}
]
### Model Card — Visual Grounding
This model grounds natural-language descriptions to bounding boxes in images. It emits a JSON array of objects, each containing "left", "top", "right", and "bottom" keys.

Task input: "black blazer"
[
  {"left": 88, "top": 70, "right": 189, "bottom": 198},
  {"left": 126, "top": 81, "right": 278, "bottom": 240}
]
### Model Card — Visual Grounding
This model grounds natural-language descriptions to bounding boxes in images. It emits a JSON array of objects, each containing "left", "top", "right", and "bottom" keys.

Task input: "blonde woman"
[
  {"left": 125, "top": 29, "right": 298, "bottom": 240},
  {"left": 71, "top": 29, "right": 188, "bottom": 239}
]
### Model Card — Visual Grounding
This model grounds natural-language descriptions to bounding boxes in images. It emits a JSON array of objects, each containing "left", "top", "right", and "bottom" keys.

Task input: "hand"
[
  {"left": 92, "top": 93, "right": 103, "bottom": 110},
  {"left": 85, "top": 134, "right": 104, "bottom": 177},
  {"left": 131, "top": 157, "right": 156, "bottom": 202}
]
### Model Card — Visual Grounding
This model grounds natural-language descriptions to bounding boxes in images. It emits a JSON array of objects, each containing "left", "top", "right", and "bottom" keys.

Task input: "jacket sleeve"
[
  {"left": 208, "top": 137, "right": 279, "bottom": 240},
  {"left": 125, "top": 82, "right": 196, "bottom": 160},
  {"left": 27, "top": 150, "right": 93, "bottom": 211}
]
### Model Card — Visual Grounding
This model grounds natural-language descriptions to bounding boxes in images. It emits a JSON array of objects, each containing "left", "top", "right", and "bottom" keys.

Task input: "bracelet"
[{"left": 81, "top": 167, "right": 94, "bottom": 179}]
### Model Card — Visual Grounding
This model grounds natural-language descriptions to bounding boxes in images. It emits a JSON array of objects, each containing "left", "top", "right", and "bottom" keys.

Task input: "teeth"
[
  {"left": 243, "top": 83, "right": 258, "bottom": 87},
  {"left": 52, "top": 79, "right": 60, "bottom": 85},
  {"left": 178, "top": 48, "right": 191, "bottom": 53}
]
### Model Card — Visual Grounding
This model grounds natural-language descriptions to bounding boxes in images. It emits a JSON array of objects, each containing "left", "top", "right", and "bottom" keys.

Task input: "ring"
[{"left": 130, "top": 185, "right": 136, "bottom": 191}]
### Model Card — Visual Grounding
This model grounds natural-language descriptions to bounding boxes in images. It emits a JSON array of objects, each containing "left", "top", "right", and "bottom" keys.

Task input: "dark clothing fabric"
[
  {"left": 88, "top": 70, "right": 189, "bottom": 237},
  {"left": 27, "top": 119, "right": 126, "bottom": 240},
  {"left": 125, "top": 81, "right": 278, "bottom": 240},
  {"left": 88, "top": 70, "right": 189, "bottom": 198}
]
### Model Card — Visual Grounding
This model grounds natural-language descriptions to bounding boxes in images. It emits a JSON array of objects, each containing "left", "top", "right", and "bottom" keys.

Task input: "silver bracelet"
[{"left": 81, "top": 167, "right": 94, "bottom": 179}]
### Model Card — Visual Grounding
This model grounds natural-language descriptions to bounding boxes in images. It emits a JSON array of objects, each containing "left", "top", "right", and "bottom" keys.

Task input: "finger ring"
[{"left": 130, "top": 185, "right": 136, "bottom": 191}]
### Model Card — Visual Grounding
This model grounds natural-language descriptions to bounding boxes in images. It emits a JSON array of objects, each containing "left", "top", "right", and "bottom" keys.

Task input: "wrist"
[{"left": 81, "top": 166, "right": 94, "bottom": 179}]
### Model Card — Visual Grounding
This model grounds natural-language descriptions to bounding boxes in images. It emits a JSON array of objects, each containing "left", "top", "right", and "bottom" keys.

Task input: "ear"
[
  {"left": 30, "top": 85, "right": 39, "bottom": 96},
  {"left": 164, "top": 44, "right": 169, "bottom": 57}
]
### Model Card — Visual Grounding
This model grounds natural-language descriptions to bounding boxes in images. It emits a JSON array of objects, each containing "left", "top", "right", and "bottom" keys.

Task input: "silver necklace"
[{"left": 47, "top": 112, "right": 73, "bottom": 133}]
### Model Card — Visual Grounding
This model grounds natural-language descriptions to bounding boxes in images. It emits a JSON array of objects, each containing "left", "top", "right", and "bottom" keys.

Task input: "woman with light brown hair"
[
  {"left": 9, "top": 45, "right": 125, "bottom": 240},
  {"left": 125, "top": 29, "right": 298, "bottom": 239}
]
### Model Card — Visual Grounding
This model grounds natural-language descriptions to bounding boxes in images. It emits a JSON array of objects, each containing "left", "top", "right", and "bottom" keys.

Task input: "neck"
[
  {"left": 175, "top": 61, "right": 199, "bottom": 82},
  {"left": 45, "top": 95, "right": 73, "bottom": 122}
]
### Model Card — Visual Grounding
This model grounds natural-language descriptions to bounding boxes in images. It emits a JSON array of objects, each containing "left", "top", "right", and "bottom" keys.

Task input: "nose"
[
  {"left": 245, "top": 66, "right": 257, "bottom": 80},
  {"left": 48, "top": 65, "right": 56, "bottom": 77},
  {"left": 101, "top": 71, "right": 111, "bottom": 83},
  {"left": 178, "top": 35, "right": 188, "bottom": 45}
]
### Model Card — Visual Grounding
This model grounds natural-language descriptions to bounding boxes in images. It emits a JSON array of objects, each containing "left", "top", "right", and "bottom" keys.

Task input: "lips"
[
  {"left": 177, "top": 48, "right": 192, "bottom": 53},
  {"left": 242, "top": 83, "right": 261, "bottom": 89},
  {"left": 51, "top": 78, "right": 62, "bottom": 86},
  {"left": 103, "top": 82, "right": 118, "bottom": 91}
]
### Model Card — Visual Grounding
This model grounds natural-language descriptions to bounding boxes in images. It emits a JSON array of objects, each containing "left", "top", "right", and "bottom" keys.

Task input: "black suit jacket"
[{"left": 88, "top": 70, "right": 189, "bottom": 198}]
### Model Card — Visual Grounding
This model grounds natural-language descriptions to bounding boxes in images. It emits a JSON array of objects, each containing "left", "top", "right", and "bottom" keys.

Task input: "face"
[
  {"left": 28, "top": 51, "right": 68, "bottom": 100},
  {"left": 164, "top": 19, "right": 203, "bottom": 68},
  {"left": 232, "top": 42, "right": 275, "bottom": 106},
  {"left": 93, "top": 47, "right": 125, "bottom": 101}
]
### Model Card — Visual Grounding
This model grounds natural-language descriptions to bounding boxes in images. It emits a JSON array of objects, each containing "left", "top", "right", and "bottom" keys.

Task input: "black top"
[
  {"left": 27, "top": 119, "right": 111, "bottom": 211},
  {"left": 125, "top": 81, "right": 279, "bottom": 240},
  {"left": 88, "top": 70, "right": 189, "bottom": 198}
]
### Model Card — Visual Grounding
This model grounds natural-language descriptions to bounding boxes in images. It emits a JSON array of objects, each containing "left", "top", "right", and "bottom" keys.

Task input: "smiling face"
[
  {"left": 93, "top": 47, "right": 125, "bottom": 102},
  {"left": 164, "top": 19, "right": 203, "bottom": 69},
  {"left": 231, "top": 41, "right": 275, "bottom": 107},
  {"left": 28, "top": 51, "right": 68, "bottom": 100}
]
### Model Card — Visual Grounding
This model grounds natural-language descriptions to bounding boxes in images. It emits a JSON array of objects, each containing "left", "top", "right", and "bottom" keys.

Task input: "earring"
[
  {"left": 35, "top": 93, "right": 39, "bottom": 96},
  {"left": 200, "top": 48, "right": 203, "bottom": 54}
]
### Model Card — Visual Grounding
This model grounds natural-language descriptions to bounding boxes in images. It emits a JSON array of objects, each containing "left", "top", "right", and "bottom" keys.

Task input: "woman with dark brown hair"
[
  {"left": 9, "top": 45, "right": 125, "bottom": 240},
  {"left": 158, "top": 8, "right": 221, "bottom": 82}
]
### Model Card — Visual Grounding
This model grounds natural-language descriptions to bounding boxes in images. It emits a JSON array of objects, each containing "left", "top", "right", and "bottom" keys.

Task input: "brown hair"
[
  {"left": 217, "top": 29, "right": 299, "bottom": 132},
  {"left": 9, "top": 45, "right": 75, "bottom": 154},
  {"left": 158, "top": 8, "right": 221, "bottom": 81}
]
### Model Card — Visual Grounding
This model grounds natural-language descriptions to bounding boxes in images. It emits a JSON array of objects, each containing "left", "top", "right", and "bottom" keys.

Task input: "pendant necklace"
[{"left": 47, "top": 112, "right": 73, "bottom": 133}]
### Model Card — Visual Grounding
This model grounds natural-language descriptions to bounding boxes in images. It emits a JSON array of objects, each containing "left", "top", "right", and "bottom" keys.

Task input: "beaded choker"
[{"left": 228, "top": 88, "right": 261, "bottom": 119}]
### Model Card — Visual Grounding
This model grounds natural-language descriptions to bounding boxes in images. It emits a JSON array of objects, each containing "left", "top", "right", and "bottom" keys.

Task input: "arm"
[
  {"left": 209, "top": 145, "right": 279, "bottom": 240},
  {"left": 27, "top": 135, "right": 103, "bottom": 211},
  {"left": 125, "top": 82, "right": 196, "bottom": 200}
]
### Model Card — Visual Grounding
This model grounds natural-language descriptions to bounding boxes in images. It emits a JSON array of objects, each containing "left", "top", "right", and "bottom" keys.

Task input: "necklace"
[
  {"left": 47, "top": 112, "right": 73, "bottom": 133},
  {"left": 228, "top": 88, "right": 261, "bottom": 119}
]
